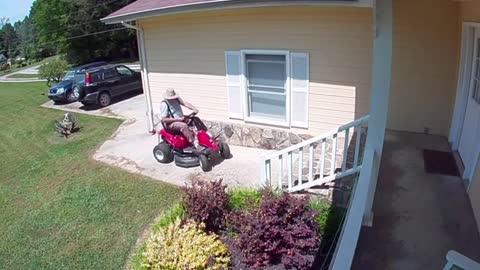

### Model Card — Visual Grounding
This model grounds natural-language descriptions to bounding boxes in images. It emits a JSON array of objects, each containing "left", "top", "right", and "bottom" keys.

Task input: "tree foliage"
[
  {"left": 0, "top": 0, "right": 137, "bottom": 64},
  {"left": 39, "top": 58, "right": 69, "bottom": 86},
  {"left": 0, "top": 21, "right": 17, "bottom": 57}
]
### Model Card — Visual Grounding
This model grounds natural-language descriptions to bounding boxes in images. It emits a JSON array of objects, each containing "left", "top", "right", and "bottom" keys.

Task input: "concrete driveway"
[{"left": 42, "top": 94, "right": 271, "bottom": 189}]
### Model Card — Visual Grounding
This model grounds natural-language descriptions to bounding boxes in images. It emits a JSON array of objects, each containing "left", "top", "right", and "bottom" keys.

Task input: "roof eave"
[{"left": 101, "top": 0, "right": 373, "bottom": 24}]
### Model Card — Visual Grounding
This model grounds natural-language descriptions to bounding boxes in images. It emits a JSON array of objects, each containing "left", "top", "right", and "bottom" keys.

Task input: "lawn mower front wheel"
[
  {"left": 153, "top": 142, "right": 173, "bottom": 163},
  {"left": 219, "top": 142, "right": 231, "bottom": 159},
  {"left": 199, "top": 155, "right": 212, "bottom": 172}
]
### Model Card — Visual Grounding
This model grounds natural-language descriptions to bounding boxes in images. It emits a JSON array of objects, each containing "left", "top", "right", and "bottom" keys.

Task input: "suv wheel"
[
  {"left": 98, "top": 92, "right": 111, "bottom": 107},
  {"left": 66, "top": 90, "right": 77, "bottom": 103},
  {"left": 72, "top": 86, "right": 81, "bottom": 99}
]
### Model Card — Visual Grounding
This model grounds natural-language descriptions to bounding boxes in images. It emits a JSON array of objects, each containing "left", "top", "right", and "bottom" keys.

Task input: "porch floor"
[{"left": 352, "top": 131, "right": 480, "bottom": 270}]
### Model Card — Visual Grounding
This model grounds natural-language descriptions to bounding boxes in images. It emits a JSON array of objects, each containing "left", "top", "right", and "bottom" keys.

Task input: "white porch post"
[
  {"left": 135, "top": 25, "right": 155, "bottom": 133},
  {"left": 363, "top": 0, "right": 393, "bottom": 225}
]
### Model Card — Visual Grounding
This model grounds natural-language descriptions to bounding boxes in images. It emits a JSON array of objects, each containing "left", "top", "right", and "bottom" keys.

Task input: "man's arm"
[
  {"left": 162, "top": 117, "right": 184, "bottom": 124},
  {"left": 160, "top": 102, "right": 184, "bottom": 124},
  {"left": 180, "top": 98, "right": 199, "bottom": 114}
]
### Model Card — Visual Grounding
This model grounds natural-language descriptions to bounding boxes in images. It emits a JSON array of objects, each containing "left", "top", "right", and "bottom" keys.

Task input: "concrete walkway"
[
  {"left": 352, "top": 131, "right": 480, "bottom": 270},
  {"left": 41, "top": 94, "right": 271, "bottom": 189}
]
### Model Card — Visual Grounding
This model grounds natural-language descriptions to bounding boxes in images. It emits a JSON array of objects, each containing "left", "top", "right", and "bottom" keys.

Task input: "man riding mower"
[{"left": 152, "top": 88, "right": 231, "bottom": 172}]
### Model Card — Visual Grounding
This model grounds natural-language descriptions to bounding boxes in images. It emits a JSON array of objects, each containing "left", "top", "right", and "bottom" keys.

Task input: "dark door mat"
[{"left": 423, "top": 149, "right": 460, "bottom": 177}]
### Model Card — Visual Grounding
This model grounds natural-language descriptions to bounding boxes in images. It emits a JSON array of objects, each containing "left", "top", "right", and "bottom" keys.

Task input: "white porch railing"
[
  {"left": 443, "top": 250, "right": 480, "bottom": 270},
  {"left": 260, "top": 115, "right": 370, "bottom": 193},
  {"left": 330, "top": 147, "right": 376, "bottom": 270}
]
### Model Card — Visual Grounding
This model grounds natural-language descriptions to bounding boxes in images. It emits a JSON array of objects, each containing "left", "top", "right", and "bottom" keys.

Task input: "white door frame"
[{"left": 450, "top": 22, "right": 480, "bottom": 189}]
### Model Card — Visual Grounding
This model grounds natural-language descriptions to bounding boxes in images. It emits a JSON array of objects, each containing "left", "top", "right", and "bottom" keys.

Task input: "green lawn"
[{"left": 0, "top": 82, "right": 181, "bottom": 269}]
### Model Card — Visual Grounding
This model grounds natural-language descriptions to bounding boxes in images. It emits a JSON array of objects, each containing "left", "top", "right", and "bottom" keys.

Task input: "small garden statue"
[{"left": 54, "top": 113, "right": 79, "bottom": 138}]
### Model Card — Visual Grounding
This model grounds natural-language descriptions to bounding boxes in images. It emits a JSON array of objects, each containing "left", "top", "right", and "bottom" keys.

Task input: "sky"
[{"left": 0, "top": 0, "right": 35, "bottom": 24}]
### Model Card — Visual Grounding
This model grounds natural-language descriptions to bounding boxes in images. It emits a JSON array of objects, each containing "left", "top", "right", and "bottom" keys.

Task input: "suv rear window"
[
  {"left": 90, "top": 71, "right": 103, "bottom": 83},
  {"left": 103, "top": 69, "right": 118, "bottom": 80}
]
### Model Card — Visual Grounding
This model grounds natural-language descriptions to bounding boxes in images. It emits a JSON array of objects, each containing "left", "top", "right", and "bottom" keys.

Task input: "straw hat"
[{"left": 163, "top": 88, "right": 179, "bottom": 100}]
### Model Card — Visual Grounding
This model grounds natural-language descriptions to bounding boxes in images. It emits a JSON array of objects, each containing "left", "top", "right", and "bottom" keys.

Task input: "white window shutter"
[
  {"left": 225, "top": 51, "right": 243, "bottom": 119},
  {"left": 290, "top": 52, "right": 309, "bottom": 128}
]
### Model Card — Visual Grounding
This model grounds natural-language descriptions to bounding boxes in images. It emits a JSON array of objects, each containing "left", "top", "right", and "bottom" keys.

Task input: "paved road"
[{"left": 0, "top": 64, "right": 45, "bottom": 83}]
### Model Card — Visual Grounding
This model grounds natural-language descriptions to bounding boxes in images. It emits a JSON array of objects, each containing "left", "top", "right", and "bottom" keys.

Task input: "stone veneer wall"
[{"left": 203, "top": 120, "right": 312, "bottom": 150}]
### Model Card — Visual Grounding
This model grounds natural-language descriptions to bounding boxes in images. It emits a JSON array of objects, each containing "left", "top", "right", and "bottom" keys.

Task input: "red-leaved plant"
[
  {"left": 231, "top": 191, "right": 319, "bottom": 269},
  {"left": 181, "top": 179, "right": 228, "bottom": 232}
]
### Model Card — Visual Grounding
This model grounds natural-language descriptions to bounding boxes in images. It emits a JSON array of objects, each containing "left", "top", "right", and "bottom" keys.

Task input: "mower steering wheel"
[{"left": 186, "top": 112, "right": 197, "bottom": 119}]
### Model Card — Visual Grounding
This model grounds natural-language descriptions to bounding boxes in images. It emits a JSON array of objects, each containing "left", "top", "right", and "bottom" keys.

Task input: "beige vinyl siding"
[
  {"left": 461, "top": 1, "right": 480, "bottom": 23},
  {"left": 461, "top": 0, "right": 480, "bottom": 234},
  {"left": 140, "top": 6, "right": 373, "bottom": 135},
  {"left": 387, "top": 0, "right": 460, "bottom": 136}
]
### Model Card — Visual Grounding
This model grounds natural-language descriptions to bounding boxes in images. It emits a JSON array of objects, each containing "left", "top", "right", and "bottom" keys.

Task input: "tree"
[
  {"left": 14, "top": 16, "right": 40, "bottom": 59},
  {"left": 31, "top": 0, "right": 138, "bottom": 65},
  {"left": 0, "top": 17, "right": 8, "bottom": 29},
  {"left": 39, "top": 58, "right": 69, "bottom": 86},
  {"left": 31, "top": 0, "right": 72, "bottom": 53},
  {"left": 0, "top": 23, "right": 18, "bottom": 57}
]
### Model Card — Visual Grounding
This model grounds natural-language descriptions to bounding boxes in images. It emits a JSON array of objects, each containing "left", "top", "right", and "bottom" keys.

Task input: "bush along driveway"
[{"left": 0, "top": 82, "right": 181, "bottom": 270}]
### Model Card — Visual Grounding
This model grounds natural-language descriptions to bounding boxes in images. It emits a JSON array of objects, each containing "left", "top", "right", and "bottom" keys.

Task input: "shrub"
[
  {"left": 151, "top": 203, "right": 185, "bottom": 232},
  {"left": 233, "top": 191, "right": 319, "bottom": 269},
  {"left": 142, "top": 218, "right": 230, "bottom": 270},
  {"left": 182, "top": 179, "right": 228, "bottom": 232},
  {"left": 310, "top": 199, "right": 345, "bottom": 244},
  {"left": 227, "top": 188, "right": 262, "bottom": 211},
  {"left": 39, "top": 58, "right": 69, "bottom": 86},
  {"left": 309, "top": 199, "right": 331, "bottom": 235},
  {"left": 130, "top": 204, "right": 186, "bottom": 270},
  {"left": 0, "top": 63, "right": 10, "bottom": 72}
]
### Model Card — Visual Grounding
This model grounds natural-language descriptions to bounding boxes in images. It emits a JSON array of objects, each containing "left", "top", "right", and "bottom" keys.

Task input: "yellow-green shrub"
[{"left": 142, "top": 218, "right": 230, "bottom": 270}]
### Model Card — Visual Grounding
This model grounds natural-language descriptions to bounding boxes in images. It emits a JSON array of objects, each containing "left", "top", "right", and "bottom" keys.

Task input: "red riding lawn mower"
[{"left": 152, "top": 112, "right": 231, "bottom": 172}]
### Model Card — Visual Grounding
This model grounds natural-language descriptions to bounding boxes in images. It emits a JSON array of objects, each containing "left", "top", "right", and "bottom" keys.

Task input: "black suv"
[
  {"left": 47, "top": 61, "right": 107, "bottom": 103},
  {"left": 78, "top": 64, "right": 142, "bottom": 107}
]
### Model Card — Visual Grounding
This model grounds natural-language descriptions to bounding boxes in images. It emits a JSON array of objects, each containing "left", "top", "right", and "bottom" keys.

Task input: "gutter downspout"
[{"left": 121, "top": 21, "right": 155, "bottom": 133}]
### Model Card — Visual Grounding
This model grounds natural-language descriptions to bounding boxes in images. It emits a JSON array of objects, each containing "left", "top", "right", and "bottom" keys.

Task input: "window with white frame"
[
  {"left": 225, "top": 50, "right": 309, "bottom": 128},
  {"left": 246, "top": 54, "right": 287, "bottom": 121}
]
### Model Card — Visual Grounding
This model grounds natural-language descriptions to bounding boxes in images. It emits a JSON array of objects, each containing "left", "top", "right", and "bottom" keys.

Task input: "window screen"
[{"left": 246, "top": 54, "right": 287, "bottom": 121}]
